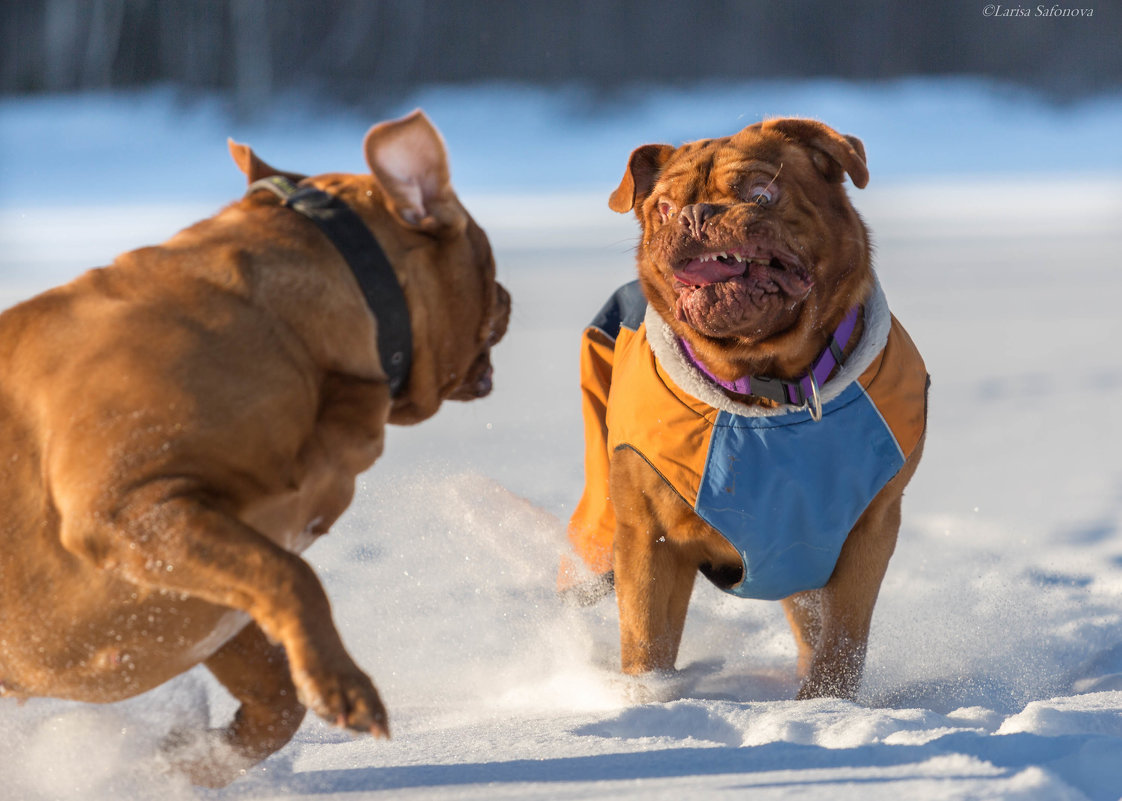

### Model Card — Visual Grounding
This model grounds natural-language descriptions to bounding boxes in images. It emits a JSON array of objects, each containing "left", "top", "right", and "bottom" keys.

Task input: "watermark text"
[{"left": 983, "top": 4, "right": 1094, "bottom": 15}]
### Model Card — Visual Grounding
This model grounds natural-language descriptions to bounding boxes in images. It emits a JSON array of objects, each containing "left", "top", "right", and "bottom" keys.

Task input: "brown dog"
[
  {"left": 564, "top": 118, "right": 927, "bottom": 700},
  {"left": 0, "top": 110, "right": 509, "bottom": 785}
]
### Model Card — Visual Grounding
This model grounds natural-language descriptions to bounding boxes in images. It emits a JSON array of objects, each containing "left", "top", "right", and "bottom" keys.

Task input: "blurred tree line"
[{"left": 3, "top": 0, "right": 1117, "bottom": 115}]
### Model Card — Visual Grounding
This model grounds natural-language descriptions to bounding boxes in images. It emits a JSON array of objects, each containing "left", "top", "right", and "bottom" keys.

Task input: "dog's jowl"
[
  {"left": 562, "top": 119, "right": 927, "bottom": 700},
  {"left": 0, "top": 111, "right": 509, "bottom": 786}
]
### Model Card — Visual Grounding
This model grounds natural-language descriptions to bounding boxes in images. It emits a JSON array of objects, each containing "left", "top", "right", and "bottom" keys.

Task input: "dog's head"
[
  {"left": 229, "top": 111, "right": 510, "bottom": 425},
  {"left": 610, "top": 118, "right": 870, "bottom": 383}
]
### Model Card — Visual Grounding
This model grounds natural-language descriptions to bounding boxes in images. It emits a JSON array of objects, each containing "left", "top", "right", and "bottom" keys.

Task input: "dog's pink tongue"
[{"left": 674, "top": 259, "right": 745, "bottom": 287}]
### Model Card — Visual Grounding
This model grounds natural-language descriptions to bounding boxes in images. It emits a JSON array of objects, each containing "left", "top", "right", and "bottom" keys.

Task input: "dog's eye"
[
  {"left": 657, "top": 200, "right": 676, "bottom": 222},
  {"left": 748, "top": 185, "right": 776, "bottom": 206}
]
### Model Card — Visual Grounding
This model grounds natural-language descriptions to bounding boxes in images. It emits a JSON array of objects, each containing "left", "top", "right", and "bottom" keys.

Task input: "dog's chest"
[{"left": 605, "top": 320, "right": 925, "bottom": 600}]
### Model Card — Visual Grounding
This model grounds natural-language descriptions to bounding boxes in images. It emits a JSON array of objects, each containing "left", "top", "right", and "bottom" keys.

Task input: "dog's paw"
[
  {"left": 613, "top": 669, "right": 684, "bottom": 704},
  {"left": 293, "top": 663, "right": 390, "bottom": 738},
  {"left": 559, "top": 570, "right": 615, "bottom": 607},
  {"left": 159, "top": 727, "right": 257, "bottom": 788}
]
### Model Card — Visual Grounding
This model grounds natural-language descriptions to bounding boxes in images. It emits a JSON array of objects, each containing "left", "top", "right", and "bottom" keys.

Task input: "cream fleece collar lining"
[{"left": 645, "top": 274, "right": 891, "bottom": 418}]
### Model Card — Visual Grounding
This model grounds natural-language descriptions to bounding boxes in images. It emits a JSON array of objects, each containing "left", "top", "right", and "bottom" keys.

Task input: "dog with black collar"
[{"left": 0, "top": 111, "right": 509, "bottom": 785}]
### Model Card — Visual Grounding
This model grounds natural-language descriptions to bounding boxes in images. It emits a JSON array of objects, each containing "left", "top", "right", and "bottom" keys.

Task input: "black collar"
[{"left": 246, "top": 176, "right": 412, "bottom": 397}]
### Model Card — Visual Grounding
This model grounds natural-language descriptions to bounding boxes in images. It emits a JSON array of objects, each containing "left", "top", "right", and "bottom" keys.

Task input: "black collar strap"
[{"left": 247, "top": 176, "right": 412, "bottom": 397}]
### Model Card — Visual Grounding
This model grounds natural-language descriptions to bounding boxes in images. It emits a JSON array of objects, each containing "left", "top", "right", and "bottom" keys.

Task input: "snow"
[{"left": 1, "top": 79, "right": 1121, "bottom": 800}]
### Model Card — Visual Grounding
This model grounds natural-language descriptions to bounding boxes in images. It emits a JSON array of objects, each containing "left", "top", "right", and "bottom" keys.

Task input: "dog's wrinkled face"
[{"left": 611, "top": 118, "right": 872, "bottom": 380}]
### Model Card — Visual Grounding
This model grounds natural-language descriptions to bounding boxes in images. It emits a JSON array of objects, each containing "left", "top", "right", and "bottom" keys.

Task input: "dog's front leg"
[
  {"left": 615, "top": 529, "right": 695, "bottom": 674},
  {"left": 61, "top": 481, "right": 388, "bottom": 737},
  {"left": 611, "top": 450, "right": 697, "bottom": 675},
  {"left": 794, "top": 506, "right": 897, "bottom": 699},
  {"left": 781, "top": 590, "right": 823, "bottom": 682},
  {"left": 794, "top": 438, "right": 924, "bottom": 699}
]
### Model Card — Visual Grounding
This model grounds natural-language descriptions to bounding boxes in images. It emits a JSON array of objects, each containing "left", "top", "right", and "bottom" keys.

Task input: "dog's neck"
[
  {"left": 647, "top": 275, "right": 892, "bottom": 419},
  {"left": 246, "top": 176, "right": 412, "bottom": 397},
  {"left": 678, "top": 304, "right": 861, "bottom": 412}
]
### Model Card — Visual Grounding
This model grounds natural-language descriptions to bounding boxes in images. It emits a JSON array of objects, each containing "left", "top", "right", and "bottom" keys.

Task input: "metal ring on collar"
[{"left": 806, "top": 370, "right": 823, "bottom": 422}]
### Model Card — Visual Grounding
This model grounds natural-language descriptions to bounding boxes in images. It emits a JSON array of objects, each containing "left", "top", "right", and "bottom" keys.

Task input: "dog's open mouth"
[
  {"left": 448, "top": 350, "right": 495, "bottom": 400},
  {"left": 673, "top": 249, "right": 811, "bottom": 294},
  {"left": 671, "top": 246, "right": 813, "bottom": 335}
]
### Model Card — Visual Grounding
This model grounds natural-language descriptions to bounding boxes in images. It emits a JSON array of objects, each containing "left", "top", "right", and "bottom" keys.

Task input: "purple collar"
[{"left": 679, "top": 305, "right": 861, "bottom": 410}]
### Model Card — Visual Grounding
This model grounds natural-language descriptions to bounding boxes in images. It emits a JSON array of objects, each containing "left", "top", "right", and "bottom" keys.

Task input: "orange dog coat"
[{"left": 566, "top": 279, "right": 927, "bottom": 600}]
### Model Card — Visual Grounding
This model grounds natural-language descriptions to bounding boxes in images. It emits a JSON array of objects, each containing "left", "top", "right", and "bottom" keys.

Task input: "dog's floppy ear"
[
  {"left": 609, "top": 144, "right": 676, "bottom": 213},
  {"left": 227, "top": 140, "right": 307, "bottom": 185},
  {"left": 364, "top": 109, "right": 462, "bottom": 231},
  {"left": 760, "top": 118, "right": 869, "bottom": 189}
]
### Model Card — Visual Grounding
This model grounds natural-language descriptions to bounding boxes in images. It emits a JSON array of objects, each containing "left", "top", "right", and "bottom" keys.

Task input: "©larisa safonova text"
[{"left": 983, "top": 4, "right": 1094, "bottom": 16}]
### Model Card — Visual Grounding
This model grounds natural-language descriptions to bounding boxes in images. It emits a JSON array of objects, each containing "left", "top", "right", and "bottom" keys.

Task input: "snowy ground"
[{"left": 1, "top": 81, "right": 1122, "bottom": 800}]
